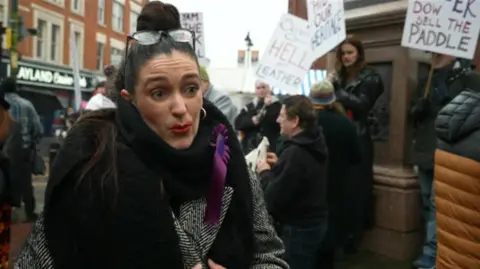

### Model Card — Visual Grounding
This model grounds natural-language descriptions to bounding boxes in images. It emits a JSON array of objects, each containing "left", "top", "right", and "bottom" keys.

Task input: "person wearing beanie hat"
[
  {"left": 199, "top": 66, "right": 238, "bottom": 125},
  {"left": 309, "top": 79, "right": 361, "bottom": 269}
]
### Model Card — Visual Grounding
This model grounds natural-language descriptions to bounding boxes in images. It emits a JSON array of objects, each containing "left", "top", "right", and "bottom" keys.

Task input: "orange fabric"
[{"left": 434, "top": 149, "right": 480, "bottom": 269}]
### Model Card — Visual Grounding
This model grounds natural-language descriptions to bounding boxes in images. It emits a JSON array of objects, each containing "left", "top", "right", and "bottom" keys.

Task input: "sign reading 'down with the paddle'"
[
  {"left": 401, "top": 0, "right": 480, "bottom": 59},
  {"left": 255, "top": 14, "right": 312, "bottom": 95},
  {"left": 181, "top": 12, "right": 206, "bottom": 58}
]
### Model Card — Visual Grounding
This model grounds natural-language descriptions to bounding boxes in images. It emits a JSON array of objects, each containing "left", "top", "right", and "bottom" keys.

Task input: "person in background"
[
  {"left": 0, "top": 87, "right": 22, "bottom": 268},
  {"left": 434, "top": 90, "right": 480, "bottom": 269},
  {"left": 86, "top": 72, "right": 117, "bottom": 111},
  {"left": 2, "top": 77, "right": 42, "bottom": 222},
  {"left": 235, "top": 80, "right": 281, "bottom": 153},
  {"left": 199, "top": 66, "right": 238, "bottom": 125},
  {"left": 329, "top": 36, "right": 384, "bottom": 252},
  {"left": 410, "top": 53, "right": 480, "bottom": 269},
  {"left": 309, "top": 80, "right": 361, "bottom": 268},
  {"left": 257, "top": 95, "right": 328, "bottom": 269}
]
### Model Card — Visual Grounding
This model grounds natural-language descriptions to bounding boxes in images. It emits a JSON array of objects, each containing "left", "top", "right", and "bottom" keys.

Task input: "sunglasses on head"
[{"left": 125, "top": 29, "right": 196, "bottom": 59}]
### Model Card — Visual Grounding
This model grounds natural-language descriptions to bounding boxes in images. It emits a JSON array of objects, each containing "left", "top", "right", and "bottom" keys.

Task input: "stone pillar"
[{"left": 324, "top": 1, "right": 431, "bottom": 260}]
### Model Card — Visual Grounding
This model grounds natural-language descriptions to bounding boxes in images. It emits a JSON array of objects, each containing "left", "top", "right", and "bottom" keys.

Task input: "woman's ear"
[{"left": 120, "top": 89, "right": 132, "bottom": 101}]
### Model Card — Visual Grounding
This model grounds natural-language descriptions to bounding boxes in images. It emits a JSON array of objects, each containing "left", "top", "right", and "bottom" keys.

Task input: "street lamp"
[{"left": 244, "top": 32, "right": 253, "bottom": 51}]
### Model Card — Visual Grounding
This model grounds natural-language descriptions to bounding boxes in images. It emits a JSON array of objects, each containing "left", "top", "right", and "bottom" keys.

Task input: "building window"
[
  {"left": 43, "top": 0, "right": 65, "bottom": 8},
  {"left": 36, "top": 19, "right": 47, "bottom": 59},
  {"left": 112, "top": 2, "right": 124, "bottom": 32},
  {"left": 96, "top": 42, "right": 105, "bottom": 70},
  {"left": 74, "top": 31, "right": 81, "bottom": 49},
  {"left": 0, "top": 3, "right": 5, "bottom": 24},
  {"left": 110, "top": 47, "right": 122, "bottom": 65},
  {"left": 129, "top": 11, "right": 139, "bottom": 34},
  {"left": 50, "top": 24, "right": 60, "bottom": 62},
  {"left": 71, "top": 0, "right": 84, "bottom": 15},
  {"left": 97, "top": 0, "right": 105, "bottom": 25}
]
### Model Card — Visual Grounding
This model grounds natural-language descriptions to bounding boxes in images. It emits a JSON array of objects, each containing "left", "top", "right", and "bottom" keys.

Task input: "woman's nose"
[{"left": 171, "top": 93, "right": 188, "bottom": 116}]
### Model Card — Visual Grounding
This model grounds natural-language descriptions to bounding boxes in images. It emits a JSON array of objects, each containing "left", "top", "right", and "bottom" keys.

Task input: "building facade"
[{"left": 0, "top": 0, "right": 146, "bottom": 136}]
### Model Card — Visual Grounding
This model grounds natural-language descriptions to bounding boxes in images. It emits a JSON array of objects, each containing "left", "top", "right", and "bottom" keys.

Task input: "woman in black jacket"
[
  {"left": 329, "top": 36, "right": 384, "bottom": 250},
  {"left": 14, "top": 2, "right": 288, "bottom": 269},
  {"left": 257, "top": 95, "right": 328, "bottom": 269}
]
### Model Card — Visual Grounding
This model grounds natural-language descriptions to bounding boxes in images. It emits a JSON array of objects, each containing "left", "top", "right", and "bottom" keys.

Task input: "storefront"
[{"left": 0, "top": 58, "right": 98, "bottom": 136}]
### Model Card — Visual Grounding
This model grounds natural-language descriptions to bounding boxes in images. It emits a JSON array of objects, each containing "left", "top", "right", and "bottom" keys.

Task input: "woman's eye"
[
  {"left": 151, "top": 90, "right": 167, "bottom": 99},
  {"left": 184, "top": 86, "right": 200, "bottom": 95}
]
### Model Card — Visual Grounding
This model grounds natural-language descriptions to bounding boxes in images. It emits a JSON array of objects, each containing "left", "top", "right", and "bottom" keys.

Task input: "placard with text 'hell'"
[
  {"left": 254, "top": 13, "right": 313, "bottom": 95},
  {"left": 401, "top": 0, "right": 480, "bottom": 59}
]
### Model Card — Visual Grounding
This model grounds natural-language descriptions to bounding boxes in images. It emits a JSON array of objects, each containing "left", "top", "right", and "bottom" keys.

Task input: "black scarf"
[{"left": 115, "top": 98, "right": 255, "bottom": 268}]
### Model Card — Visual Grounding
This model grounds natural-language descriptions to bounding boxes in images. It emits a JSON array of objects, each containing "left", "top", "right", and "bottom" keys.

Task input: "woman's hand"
[
  {"left": 266, "top": 152, "right": 278, "bottom": 165},
  {"left": 256, "top": 160, "right": 271, "bottom": 173},
  {"left": 191, "top": 260, "right": 226, "bottom": 269}
]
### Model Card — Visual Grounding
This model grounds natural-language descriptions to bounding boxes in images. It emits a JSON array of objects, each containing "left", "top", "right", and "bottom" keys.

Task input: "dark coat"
[
  {"left": 333, "top": 66, "right": 384, "bottom": 234},
  {"left": 0, "top": 121, "right": 23, "bottom": 206},
  {"left": 315, "top": 108, "right": 361, "bottom": 247},
  {"left": 410, "top": 68, "right": 480, "bottom": 169},
  {"left": 235, "top": 97, "right": 281, "bottom": 153},
  {"left": 260, "top": 127, "right": 328, "bottom": 227}
]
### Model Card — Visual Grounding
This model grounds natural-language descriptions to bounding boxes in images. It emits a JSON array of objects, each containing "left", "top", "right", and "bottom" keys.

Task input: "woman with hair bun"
[{"left": 14, "top": 2, "right": 288, "bottom": 269}]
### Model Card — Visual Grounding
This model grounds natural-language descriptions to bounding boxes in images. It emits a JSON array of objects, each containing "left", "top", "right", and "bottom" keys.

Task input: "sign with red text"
[
  {"left": 255, "top": 14, "right": 313, "bottom": 95},
  {"left": 401, "top": 0, "right": 480, "bottom": 59},
  {"left": 181, "top": 12, "right": 206, "bottom": 59},
  {"left": 307, "top": 0, "right": 346, "bottom": 59}
]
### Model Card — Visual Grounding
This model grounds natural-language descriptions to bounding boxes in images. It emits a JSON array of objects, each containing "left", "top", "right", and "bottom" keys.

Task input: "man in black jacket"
[
  {"left": 235, "top": 81, "right": 281, "bottom": 153},
  {"left": 410, "top": 54, "right": 480, "bottom": 269},
  {"left": 257, "top": 95, "right": 328, "bottom": 269}
]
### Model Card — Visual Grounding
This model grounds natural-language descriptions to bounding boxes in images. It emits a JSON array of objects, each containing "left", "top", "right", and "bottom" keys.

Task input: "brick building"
[{"left": 0, "top": 0, "right": 146, "bottom": 136}]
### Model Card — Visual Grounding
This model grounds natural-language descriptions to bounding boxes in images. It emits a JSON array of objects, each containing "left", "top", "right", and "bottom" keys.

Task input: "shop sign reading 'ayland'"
[{"left": 16, "top": 65, "right": 90, "bottom": 89}]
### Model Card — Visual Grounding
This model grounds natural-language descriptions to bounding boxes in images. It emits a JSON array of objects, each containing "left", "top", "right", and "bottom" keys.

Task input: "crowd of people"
[{"left": 0, "top": 1, "right": 475, "bottom": 269}]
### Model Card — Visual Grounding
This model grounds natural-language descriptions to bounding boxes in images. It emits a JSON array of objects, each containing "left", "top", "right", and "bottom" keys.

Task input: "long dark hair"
[
  {"left": 335, "top": 36, "right": 366, "bottom": 80},
  {"left": 73, "top": 1, "right": 195, "bottom": 199}
]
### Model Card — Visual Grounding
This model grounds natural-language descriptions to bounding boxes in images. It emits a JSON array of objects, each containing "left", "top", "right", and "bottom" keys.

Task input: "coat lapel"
[{"left": 172, "top": 186, "right": 234, "bottom": 268}]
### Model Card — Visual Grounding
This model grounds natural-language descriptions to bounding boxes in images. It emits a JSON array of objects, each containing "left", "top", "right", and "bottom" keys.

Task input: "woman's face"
[
  {"left": 132, "top": 51, "right": 202, "bottom": 150},
  {"left": 340, "top": 43, "right": 358, "bottom": 68}
]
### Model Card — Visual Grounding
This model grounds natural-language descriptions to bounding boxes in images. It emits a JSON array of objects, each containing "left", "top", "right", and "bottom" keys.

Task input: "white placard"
[
  {"left": 307, "top": 0, "right": 346, "bottom": 60},
  {"left": 245, "top": 137, "right": 270, "bottom": 174},
  {"left": 401, "top": 0, "right": 480, "bottom": 59},
  {"left": 254, "top": 14, "right": 313, "bottom": 95},
  {"left": 181, "top": 12, "right": 206, "bottom": 59}
]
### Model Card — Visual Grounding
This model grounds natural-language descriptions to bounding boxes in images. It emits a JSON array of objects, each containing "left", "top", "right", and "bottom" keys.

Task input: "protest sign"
[
  {"left": 181, "top": 12, "right": 206, "bottom": 58},
  {"left": 401, "top": 0, "right": 480, "bottom": 59},
  {"left": 307, "top": 0, "right": 346, "bottom": 59},
  {"left": 245, "top": 137, "right": 270, "bottom": 174},
  {"left": 255, "top": 14, "right": 313, "bottom": 95}
]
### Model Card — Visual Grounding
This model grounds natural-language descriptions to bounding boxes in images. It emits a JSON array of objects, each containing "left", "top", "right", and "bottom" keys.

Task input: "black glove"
[{"left": 410, "top": 97, "right": 431, "bottom": 123}]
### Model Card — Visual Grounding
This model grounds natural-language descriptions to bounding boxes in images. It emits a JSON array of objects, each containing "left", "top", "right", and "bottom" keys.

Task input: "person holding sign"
[
  {"left": 410, "top": 53, "right": 480, "bottom": 269},
  {"left": 257, "top": 95, "right": 328, "bottom": 269},
  {"left": 328, "top": 36, "right": 384, "bottom": 253},
  {"left": 235, "top": 81, "right": 281, "bottom": 153}
]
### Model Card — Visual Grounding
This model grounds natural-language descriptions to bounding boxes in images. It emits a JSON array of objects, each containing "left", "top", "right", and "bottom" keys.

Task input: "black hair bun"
[{"left": 136, "top": 1, "right": 181, "bottom": 32}]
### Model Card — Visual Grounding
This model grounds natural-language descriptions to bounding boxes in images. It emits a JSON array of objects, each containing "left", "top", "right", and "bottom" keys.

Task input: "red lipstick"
[{"left": 171, "top": 122, "right": 192, "bottom": 134}]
